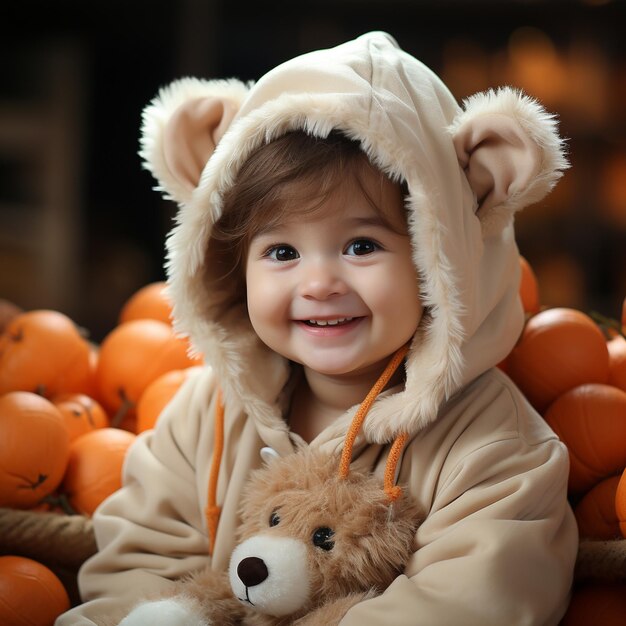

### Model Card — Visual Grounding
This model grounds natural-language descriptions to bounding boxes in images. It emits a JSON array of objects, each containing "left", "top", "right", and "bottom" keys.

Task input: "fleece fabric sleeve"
[
  {"left": 339, "top": 434, "right": 579, "bottom": 626},
  {"left": 55, "top": 368, "right": 217, "bottom": 626}
]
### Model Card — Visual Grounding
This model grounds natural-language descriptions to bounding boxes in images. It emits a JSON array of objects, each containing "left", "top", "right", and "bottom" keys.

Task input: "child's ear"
[
  {"left": 140, "top": 78, "right": 250, "bottom": 204},
  {"left": 450, "top": 87, "right": 568, "bottom": 236}
]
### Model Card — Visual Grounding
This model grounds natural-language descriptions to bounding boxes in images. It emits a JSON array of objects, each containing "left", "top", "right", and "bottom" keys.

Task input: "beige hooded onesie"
[{"left": 57, "top": 31, "right": 578, "bottom": 626}]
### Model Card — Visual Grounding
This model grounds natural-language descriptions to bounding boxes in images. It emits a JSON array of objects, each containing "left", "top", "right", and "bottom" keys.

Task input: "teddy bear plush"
[{"left": 118, "top": 448, "right": 421, "bottom": 626}]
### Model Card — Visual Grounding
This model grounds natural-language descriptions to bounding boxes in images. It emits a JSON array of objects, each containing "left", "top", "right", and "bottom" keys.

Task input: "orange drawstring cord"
[
  {"left": 206, "top": 343, "right": 410, "bottom": 554},
  {"left": 205, "top": 388, "right": 224, "bottom": 556},
  {"left": 338, "top": 343, "right": 410, "bottom": 502},
  {"left": 383, "top": 432, "right": 409, "bottom": 501}
]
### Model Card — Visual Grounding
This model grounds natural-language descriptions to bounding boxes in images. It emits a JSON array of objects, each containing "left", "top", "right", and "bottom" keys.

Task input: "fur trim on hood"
[{"left": 140, "top": 32, "right": 567, "bottom": 444}]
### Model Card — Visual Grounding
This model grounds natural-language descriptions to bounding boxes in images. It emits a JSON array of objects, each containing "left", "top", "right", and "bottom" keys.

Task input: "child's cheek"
[
  {"left": 366, "top": 267, "right": 422, "bottom": 341},
  {"left": 246, "top": 268, "right": 291, "bottom": 347}
]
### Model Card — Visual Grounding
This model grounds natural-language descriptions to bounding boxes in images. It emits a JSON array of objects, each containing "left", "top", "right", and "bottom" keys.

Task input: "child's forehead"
[
  {"left": 253, "top": 209, "right": 384, "bottom": 243},
  {"left": 251, "top": 169, "right": 407, "bottom": 237}
]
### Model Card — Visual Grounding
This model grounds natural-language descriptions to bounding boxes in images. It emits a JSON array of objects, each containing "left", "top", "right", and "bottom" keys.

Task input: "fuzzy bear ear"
[
  {"left": 450, "top": 87, "right": 568, "bottom": 236},
  {"left": 162, "top": 97, "right": 239, "bottom": 194},
  {"left": 140, "top": 78, "right": 250, "bottom": 204}
]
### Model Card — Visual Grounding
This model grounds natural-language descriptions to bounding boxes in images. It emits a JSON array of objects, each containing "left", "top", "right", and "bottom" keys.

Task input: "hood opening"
[
  {"left": 143, "top": 31, "right": 566, "bottom": 443},
  {"left": 205, "top": 129, "right": 414, "bottom": 324}
]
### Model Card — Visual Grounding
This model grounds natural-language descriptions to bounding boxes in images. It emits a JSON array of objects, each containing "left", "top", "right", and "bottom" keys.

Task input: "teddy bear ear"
[
  {"left": 260, "top": 447, "right": 280, "bottom": 465},
  {"left": 450, "top": 87, "right": 568, "bottom": 236},
  {"left": 140, "top": 78, "right": 250, "bottom": 204}
]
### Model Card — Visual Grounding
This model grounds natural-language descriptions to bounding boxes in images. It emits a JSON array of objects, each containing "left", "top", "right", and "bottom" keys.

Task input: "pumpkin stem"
[
  {"left": 76, "top": 324, "right": 90, "bottom": 340},
  {"left": 84, "top": 404, "right": 96, "bottom": 427},
  {"left": 110, "top": 388, "right": 135, "bottom": 428},
  {"left": 42, "top": 493, "right": 78, "bottom": 516},
  {"left": 589, "top": 311, "right": 626, "bottom": 340}
]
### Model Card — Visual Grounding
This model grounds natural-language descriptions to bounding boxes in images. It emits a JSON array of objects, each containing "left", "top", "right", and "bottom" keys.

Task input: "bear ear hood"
[{"left": 140, "top": 32, "right": 567, "bottom": 443}]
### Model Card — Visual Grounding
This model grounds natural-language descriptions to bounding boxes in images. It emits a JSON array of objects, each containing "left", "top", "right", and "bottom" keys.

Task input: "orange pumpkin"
[
  {"left": 607, "top": 334, "right": 626, "bottom": 393},
  {"left": 561, "top": 583, "right": 626, "bottom": 626},
  {"left": 0, "top": 555, "right": 70, "bottom": 626},
  {"left": 574, "top": 475, "right": 622, "bottom": 540},
  {"left": 61, "top": 427, "right": 136, "bottom": 516},
  {"left": 0, "top": 392, "right": 70, "bottom": 508},
  {"left": 52, "top": 393, "right": 109, "bottom": 442},
  {"left": 506, "top": 308, "right": 609, "bottom": 413},
  {"left": 119, "top": 281, "right": 173, "bottom": 325},
  {"left": 0, "top": 310, "right": 93, "bottom": 398},
  {"left": 79, "top": 343, "right": 100, "bottom": 401},
  {"left": 617, "top": 468, "right": 626, "bottom": 538},
  {"left": 543, "top": 384, "right": 626, "bottom": 495},
  {"left": 136, "top": 368, "right": 191, "bottom": 433},
  {"left": 96, "top": 319, "right": 201, "bottom": 425},
  {"left": 518, "top": 255, "right": 540, "bottom": 315},
  {"left": 496, "top": 353, "right": 510, "bottom": 374}
]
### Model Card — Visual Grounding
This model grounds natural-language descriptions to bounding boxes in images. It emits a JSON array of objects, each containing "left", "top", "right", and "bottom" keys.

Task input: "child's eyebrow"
[
  {"left": 348, "top": 214, "right": 409, "bottom": 237},
  {"left": 347, "top": 215, "right": 391, "bottom": 229},
  {"left": 249, "top": 223, "right": 287, "bottom": 241},
  {"left": 249, "top": 214, "right": 394, "bottom": 242}
]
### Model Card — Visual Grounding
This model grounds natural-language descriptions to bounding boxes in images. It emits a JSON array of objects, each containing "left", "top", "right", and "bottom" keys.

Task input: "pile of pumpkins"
[
  {"left": 0, "top": 282, "right": 201, "bottom": 625},
  {"left": 501, "top": 258, "right": 626, "bottom": 624},
  {"left": 1, "top": 258, "right": 625, "bottom": 625}
]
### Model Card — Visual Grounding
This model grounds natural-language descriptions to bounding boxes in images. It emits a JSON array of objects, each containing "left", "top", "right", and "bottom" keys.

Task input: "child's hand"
[{"left": 118, "top": 598, "right": 210, "bottom": 626}]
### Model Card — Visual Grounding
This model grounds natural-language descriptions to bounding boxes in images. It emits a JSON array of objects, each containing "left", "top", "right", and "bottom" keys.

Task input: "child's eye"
[
  {"left": 265, "top": 245, "right": 299, "bottom": 262},
  {"left": 345, "top": 239, "right": 379, "bottom": 256}
]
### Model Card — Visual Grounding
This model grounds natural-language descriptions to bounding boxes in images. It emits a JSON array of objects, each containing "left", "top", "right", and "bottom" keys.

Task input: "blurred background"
[{"left": 1, "top": 0, "right": 625, "bottom": 341}]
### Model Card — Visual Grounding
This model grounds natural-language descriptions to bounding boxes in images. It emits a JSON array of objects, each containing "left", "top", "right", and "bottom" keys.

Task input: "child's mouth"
[{"left": 303, "top": 317, "right": 355, "bottom": 327}]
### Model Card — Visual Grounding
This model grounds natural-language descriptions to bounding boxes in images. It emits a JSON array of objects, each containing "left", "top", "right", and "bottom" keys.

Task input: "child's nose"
[{"left": 298, "top": 260, "right": 348, "bottom": 300}]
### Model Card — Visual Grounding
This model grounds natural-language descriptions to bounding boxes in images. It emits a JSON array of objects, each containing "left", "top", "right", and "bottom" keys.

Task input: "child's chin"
[{"left": 300, "top": 358, "right": 368, "bottom": 378}]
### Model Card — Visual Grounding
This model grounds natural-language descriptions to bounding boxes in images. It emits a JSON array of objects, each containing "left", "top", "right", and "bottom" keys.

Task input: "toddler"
[{"left": 58, "top": 32, "right": 578, "bottom": 625}]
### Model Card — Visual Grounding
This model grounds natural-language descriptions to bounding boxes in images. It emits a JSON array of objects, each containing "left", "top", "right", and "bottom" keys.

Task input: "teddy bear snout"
[
  {"left": 229, "top": 535, "right": 311, "bottom": 616},
  {"left": 237, "top": 556, "right": 268, "bottom": 587}
]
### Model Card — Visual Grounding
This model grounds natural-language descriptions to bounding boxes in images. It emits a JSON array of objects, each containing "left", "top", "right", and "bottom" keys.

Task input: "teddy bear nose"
[{"left": 237, "top": 556, "right": 269, "bottom": 587}]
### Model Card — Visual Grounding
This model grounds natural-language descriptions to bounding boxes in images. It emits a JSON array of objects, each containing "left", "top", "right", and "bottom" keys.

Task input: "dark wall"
[{"left": 1, "top": 0, "right": 625, "bottom": 339}]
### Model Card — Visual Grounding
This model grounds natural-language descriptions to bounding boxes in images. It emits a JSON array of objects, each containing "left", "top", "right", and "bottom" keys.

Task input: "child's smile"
[
  {"left": 296, "top": 316, "right": 363, "bottom": 337},
  {"left": 245, "top": 168, "right": 422, "bottom": 383},
  {"left": 299, "top": 316, "right": 359, "bottom": 329}
]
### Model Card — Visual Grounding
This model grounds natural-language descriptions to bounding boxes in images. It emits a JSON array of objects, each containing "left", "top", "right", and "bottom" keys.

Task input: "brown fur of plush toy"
[{"left": 119, "top": 448, "right": 421, "bottom": 626}]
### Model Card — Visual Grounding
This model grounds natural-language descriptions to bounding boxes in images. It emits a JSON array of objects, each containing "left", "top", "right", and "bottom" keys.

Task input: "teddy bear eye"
[
  {"left": 312, "top": 527, "right": 335, "bottom": 551},
  {"left": 269, "top": 511, "right": 280, "bottom": 527}
]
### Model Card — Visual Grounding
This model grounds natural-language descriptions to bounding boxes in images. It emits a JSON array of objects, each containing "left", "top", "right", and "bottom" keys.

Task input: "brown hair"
[{"left": 206, "top": 130, "right": 407, "bottom": 317}]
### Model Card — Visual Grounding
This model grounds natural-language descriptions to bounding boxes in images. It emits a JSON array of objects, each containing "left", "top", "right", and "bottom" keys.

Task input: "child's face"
[{"left": 245, "top": 169, "right": 422, "bottom": 381}]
